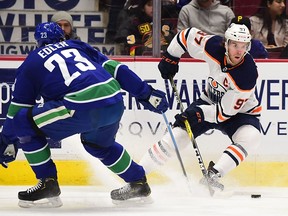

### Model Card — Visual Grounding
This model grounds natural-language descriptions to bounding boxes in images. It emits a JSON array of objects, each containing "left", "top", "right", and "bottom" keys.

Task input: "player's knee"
[
  {"left": 232, "top": 125, "right": 261, "bottom": 154},
  {"left": 13, "top": 108, "right": 40, "bottom": 144},
  {"left": 162, "top": 127, "right": 190, "bottom": 150},
  {"left": 81, "top": 139, "right": 103, "bottom": 149},
  {"left": 81, "top": 139, "right": 114, "bottom": 159}
]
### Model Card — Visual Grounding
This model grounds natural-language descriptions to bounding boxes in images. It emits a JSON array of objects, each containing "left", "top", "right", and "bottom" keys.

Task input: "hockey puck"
[{"left": 251, "top": 194, "right": 261, "bottom": 198}]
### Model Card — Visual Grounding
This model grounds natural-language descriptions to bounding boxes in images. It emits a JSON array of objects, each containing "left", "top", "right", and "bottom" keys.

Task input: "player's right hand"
[
  {"left": 174, "top": 106, "right": 204, "bottom": 128},
  {"left": 158, "top": 51, "right": 180, "bottom": 79}
]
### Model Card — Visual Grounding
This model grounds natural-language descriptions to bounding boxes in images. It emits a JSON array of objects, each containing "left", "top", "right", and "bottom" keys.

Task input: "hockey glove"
[
  {"left": 158, "top": 51, "right": 180, "bottom": 79},
  {"left": 0, "top": 133, "right": 18, "bottom": 168},
  {"left": 138, "top": 88, "right": 169, "bottom": 114},
  {"left": 174, "top": 106, "right": 204, "bottom": 128}
]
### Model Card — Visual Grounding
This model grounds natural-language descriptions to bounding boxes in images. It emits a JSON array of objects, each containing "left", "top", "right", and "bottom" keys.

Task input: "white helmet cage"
[{"left": 225, "top": 23, "right": 252, "bottom": 52}]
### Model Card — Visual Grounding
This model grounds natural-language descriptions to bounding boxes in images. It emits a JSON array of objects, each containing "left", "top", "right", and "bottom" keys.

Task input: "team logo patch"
[{"left": 207, "top": 77, "right": 227, "bottom": 103}]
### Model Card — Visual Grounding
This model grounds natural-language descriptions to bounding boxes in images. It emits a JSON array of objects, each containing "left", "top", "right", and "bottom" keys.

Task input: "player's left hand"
[
  {"left": 0, "top": 133, "right": 18, "bottom": 168},
  {"left": 158, "top": 51, "right": 180, "bottom": 79},
  {"left": 174, "top": 106, "right": 204, "bottom": 128},
  {"left": 138, "top": 88, "right": 169, "bottom": 114}
]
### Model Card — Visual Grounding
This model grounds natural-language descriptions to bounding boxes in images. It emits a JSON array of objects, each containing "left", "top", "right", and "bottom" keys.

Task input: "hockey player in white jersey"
[{"left": 140, "top": 23, "right": 262, "bottom": 191}]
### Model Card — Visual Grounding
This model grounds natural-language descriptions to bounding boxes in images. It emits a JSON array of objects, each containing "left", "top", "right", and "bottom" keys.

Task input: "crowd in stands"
[{"left": 54, "top": 0, "right": 288, "bottom": 58}]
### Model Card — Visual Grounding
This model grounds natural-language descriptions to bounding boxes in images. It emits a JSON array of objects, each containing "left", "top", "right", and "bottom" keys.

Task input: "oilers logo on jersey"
[{"left": 207, "top": 77, "right": 226, "bottom": 104}]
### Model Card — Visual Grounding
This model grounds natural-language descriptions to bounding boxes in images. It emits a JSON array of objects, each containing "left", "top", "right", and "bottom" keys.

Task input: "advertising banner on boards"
[{"left": 0, "top": 59, "right": 287, "bottom": 161}]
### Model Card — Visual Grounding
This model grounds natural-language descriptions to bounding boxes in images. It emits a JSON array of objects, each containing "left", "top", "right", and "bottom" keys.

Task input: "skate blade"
[
  {"left": 212, "top": 188, "right": 240, "bottom": 199},
  {"left": 112, "top": 195, "right": 153, "bottom": 206},
  {"left": 199, "top": 182, "right": 223, "bottom": 196},
  {"left": 18, "top": 196, "right": 63, "bottom": 208}
]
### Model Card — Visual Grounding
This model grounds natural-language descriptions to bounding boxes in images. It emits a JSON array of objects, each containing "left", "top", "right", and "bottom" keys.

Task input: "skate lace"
[
  {"left": 26, "top": 180, "right": 43, "bottom": 194},
  {"left": 118, "top": 184, "right": 132, "bottom": 194}
]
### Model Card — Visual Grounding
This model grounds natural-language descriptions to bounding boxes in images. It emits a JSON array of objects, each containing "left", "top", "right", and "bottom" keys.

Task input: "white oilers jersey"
[{"left": 167, "top": 27, "right": 262, "bottom": 123}]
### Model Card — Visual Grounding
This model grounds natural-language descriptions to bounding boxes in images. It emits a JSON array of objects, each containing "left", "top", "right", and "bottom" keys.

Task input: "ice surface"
[
  {"left": 1, "top": 184, "right": 287, "bottom": 216},
  {"left": 1, "top": 152, "right": 287, "bottom": 216}
]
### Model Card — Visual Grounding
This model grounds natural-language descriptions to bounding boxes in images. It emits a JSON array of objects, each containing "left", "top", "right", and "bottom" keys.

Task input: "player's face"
[
  {"left": 227, "top": 40, "right": 249, "bottom": 65},
  {"left": 56, "top": 20, "right": 72, "bottom": 39}
]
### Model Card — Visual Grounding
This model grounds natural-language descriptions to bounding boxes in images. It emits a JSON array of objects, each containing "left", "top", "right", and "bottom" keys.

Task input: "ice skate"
[
  {"left": 18, "top": 177, "right": 62, "bottom": 208},
  {"left": 200, "top": 161, "right": 224, "bottom": 191},
  {"left": 111, "top": 176, "right": 153, "bottom": 205}
]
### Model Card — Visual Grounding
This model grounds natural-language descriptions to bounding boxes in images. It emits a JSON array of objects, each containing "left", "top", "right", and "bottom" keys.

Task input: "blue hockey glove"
[
  {"left": 138, "top": 88, "right": 169, "bottom": 114},
  {"left": 158, "top": 51, "right": 180, "bottom": 79},
  {"left": 174, "top": 106, "right": 204, "bottom": 128},
  {"left": 0, "top": 133, "right": 18, "bottom": 168}
]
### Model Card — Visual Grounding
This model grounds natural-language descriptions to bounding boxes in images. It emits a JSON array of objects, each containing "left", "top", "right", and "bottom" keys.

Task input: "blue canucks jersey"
[
  {"left": 12, "top": 40, "right": 122, "bottom": 111},
  {"left": 3, "top": 40, "right": 150, "bottom": 140}
]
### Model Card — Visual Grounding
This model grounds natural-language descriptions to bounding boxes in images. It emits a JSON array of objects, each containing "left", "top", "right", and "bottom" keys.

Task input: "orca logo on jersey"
[{"left": 207, "top": 77, "right": 226, "bottom": 103}]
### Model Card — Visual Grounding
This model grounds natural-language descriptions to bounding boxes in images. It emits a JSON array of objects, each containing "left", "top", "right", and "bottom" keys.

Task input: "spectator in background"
[
  {"left": 115, "top": 0, "right": 175, "bottom": 55},
  {"left": 106, "top": 0, "right": 141, "bottom": 44},
  {"left": 177, "top": 0, "right": 235, "bottom": 37},
  {"left": 176, "top": 0, "right": 192, "bottom": 8},
  {"left": 231, "top": 16, "right": 268, "bottom": 58},
  {"left": 51, "top": 11, "right": 81, "bottom": 40},
  {"left": 105, "top": 0, "right": 127, "bottom": 43},
  {"left": 249, "top": 0, "right": 288, "bottom": 50},
  {"left": 161, "top": 0, "right": 186, "bottom": 19}
]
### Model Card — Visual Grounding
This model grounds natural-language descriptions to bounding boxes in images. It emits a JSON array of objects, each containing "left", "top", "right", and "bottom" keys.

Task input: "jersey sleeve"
[
  {"left": 167, "top": 27, "right": 214, "bottom": 60},
  {"left": 102, "top": 59, "right": 151, "bottom": 99},
  {"left": 8, "top": 56, "right": 40, "bottom": 119},
  {"left": 79, "top": 42, "right": 151, "bottom": 99},
  {"left": 2, "top": 59, "right": 37, "bottom": 141},
  {"left": 13, "top": 61, "right": 40, "bottom": 100}
]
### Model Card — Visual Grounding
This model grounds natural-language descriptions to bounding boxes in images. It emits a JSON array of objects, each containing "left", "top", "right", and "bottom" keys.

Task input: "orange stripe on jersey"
[
  {"left": 181, "top": 31, "right": 187, "bottom": 48},
  {"left": 204, "top": 50, "right": 220, "bottom": 65},
  {"left": 228, "top": 145, "right": 244, "bottom": 161},
  {"left": 251, "top": 106, "right": 262, "bottom": 113},
  {"left": 217, "top": 110, "right": 227, "bottom": 122}
]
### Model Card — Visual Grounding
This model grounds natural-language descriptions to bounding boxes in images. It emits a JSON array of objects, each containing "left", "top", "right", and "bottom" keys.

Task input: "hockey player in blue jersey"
[
  {"left": 140, "top": 23, "right": 262, "bottom": 191},
  {"left": 0, "top": 22, "right": 169, "bottom": 208}
]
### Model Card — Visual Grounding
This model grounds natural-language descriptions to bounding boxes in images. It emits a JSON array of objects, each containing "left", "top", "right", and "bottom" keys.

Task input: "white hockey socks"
[
  {"left": 139, "top": 127, "right": 190, "bottom": 174},
  {"left": 214, "top": 125, "right": 261, "bottom": 177}
]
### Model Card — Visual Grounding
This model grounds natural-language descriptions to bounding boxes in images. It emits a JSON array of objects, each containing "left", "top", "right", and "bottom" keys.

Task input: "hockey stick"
[
  {"left": 161, "top": 111, "right": 191, "bottom": 190},
  {"left": 169, "top": 77, "right": 215, "bottom": 196}
]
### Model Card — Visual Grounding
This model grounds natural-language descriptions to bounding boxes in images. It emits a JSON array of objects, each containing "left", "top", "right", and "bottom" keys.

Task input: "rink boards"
[{"left": 0, "top": 57, "right": 288, "bottom": 187}]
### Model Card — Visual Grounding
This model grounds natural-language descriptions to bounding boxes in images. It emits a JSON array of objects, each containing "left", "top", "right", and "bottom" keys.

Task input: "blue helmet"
[{"left": 34, "top": 22, "right": 65, "bottom": 47}]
